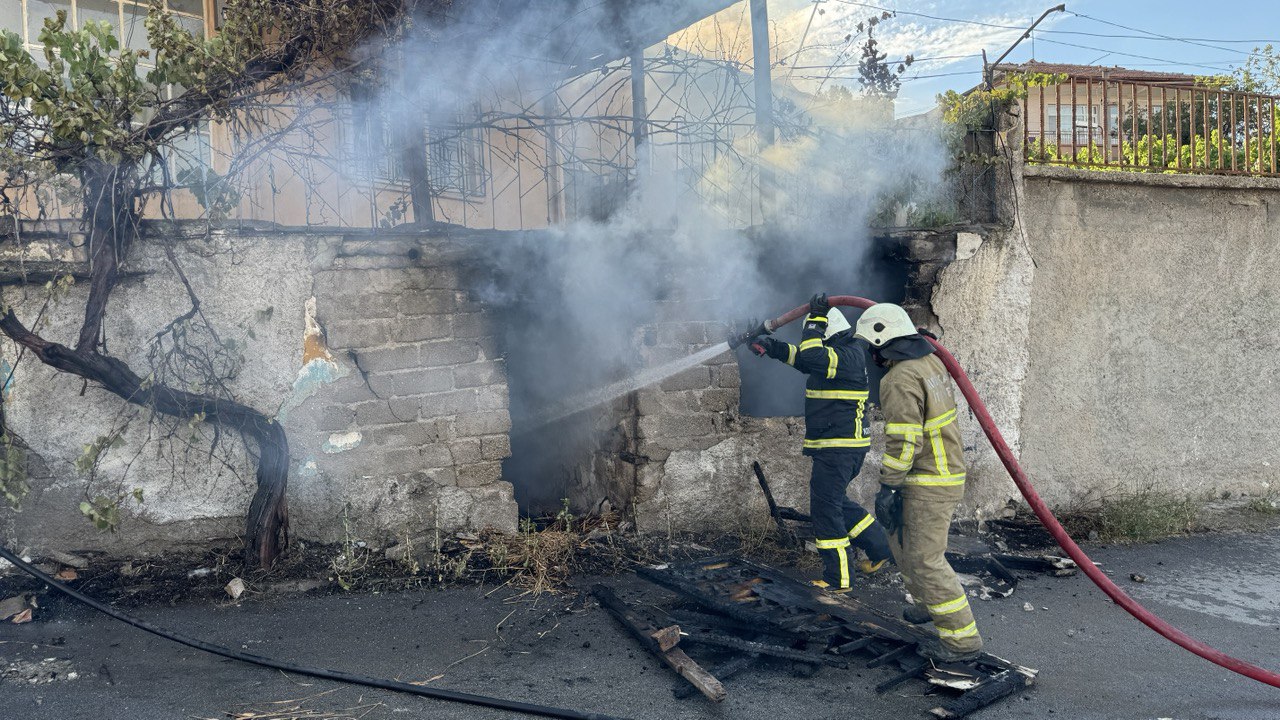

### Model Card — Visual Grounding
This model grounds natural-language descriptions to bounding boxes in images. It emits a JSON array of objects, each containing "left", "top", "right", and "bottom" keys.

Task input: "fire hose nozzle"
[{"left": 727, "top": 318, "right": 773, "bottom": 350}]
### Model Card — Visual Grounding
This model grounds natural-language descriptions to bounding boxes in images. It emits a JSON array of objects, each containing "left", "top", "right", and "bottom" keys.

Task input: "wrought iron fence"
[{"left": 1023, "top": 78, "right": 1280, "bottom": 177}]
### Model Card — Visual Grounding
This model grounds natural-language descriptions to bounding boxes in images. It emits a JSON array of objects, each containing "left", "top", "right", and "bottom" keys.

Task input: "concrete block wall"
[
  {"left": 605, "top": 231, "right": 974, "bottom": 535},
  {"left": 618, "top": 312, "right": 811, "bottom": 535},
  {"left": 289, "top": 234, "right": 518, "bottom": 541},
  {"left": 1, "top": 223, "right": 517, "bottom": 558}
]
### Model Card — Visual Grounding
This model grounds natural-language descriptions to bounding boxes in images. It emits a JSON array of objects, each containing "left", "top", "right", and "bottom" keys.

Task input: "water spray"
[{"left": 524, "top": 342, "right": 731, "bottom": 431}]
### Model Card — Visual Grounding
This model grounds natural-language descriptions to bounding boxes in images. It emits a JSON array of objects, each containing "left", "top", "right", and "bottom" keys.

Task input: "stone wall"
[
  {"left": 1, "top": 222, "right": 517, "bottom": 558},
  {"left": 611, "top": 167, "right": 1280, "bottom": 533},
  {"left": 628, "top": 319, "right": 809, "bottom": 534},
  {"left": 930, "top": 166, "right": 1280, "bottom": 515},
  {"left": 1014, "top": 167, "right": 1280, "bottom": 506},
  {"left": 929, "top": 225, "right": 1034, "bottom": 517},
  {"left": 10, "top": 164, "right": 1272, "bottom": 556},
  {"left": 614, "top": 232, "right": 965, "bottom": 535}
]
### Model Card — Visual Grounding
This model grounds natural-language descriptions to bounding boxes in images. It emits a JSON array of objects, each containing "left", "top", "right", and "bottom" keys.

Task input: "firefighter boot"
[
  {"left": 916, "top": 639, "right": 982, "bottom": 663},
  {"left": 902, "top": 605, "right": 931, "bottom": 624}
]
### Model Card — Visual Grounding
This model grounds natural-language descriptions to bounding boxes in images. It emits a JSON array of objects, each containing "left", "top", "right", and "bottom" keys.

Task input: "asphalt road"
[{"left": 3, "top": 529, "right": 1280, "bottom": 720}]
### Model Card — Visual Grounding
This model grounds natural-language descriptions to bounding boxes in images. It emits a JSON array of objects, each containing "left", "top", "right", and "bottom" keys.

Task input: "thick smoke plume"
[{"left": 360, "top": 1, "right": 950, "bottom": 511}]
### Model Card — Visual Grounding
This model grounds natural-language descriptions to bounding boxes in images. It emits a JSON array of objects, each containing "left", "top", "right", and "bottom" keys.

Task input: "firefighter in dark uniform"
[{"left": 750, "top": 293, "right": 893, "bottom": 591}]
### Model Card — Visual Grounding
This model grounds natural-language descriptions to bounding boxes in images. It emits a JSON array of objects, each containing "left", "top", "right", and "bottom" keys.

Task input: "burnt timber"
[{"left": 596, "top": 557, "right": 1037, "bottom": 718}]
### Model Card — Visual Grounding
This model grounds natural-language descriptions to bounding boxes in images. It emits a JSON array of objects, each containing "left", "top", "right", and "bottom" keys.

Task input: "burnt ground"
[{"left": 3, "top": 517, "right": 1280, "bottom": 720}]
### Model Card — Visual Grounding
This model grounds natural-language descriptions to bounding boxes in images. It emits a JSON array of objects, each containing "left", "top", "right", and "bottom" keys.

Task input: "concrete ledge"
[{"left": 1023, "top": 163, "right": 1280, "bottom": 191}]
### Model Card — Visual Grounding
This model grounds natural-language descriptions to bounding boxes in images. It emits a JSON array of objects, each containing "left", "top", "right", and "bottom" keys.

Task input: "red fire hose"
[{"left": 759, "top": 295, "right": 1280, "bottom": 688}]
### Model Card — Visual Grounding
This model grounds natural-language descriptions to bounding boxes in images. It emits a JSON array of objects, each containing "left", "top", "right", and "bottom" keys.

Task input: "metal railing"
[{"left": 1023, "top": 78, "right": 1280, "bottom": 177}]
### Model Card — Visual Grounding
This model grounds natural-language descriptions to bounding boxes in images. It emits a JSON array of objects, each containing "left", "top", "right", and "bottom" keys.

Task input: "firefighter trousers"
[
  {"left": 888, "top": 493, "right": 983, "bottom": 653},
  {"left": 809, "top": 451, "right": 893, "bottom": 589}
]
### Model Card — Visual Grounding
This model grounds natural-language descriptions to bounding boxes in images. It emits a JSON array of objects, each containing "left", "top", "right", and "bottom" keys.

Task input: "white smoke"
[{"left": 356, "top": 1, "right": 951, "bottom": 510}]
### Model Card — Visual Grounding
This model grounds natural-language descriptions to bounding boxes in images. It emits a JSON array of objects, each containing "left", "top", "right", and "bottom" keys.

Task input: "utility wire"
[
  {"left": 1033, "top": 37, "right": 1244, "bottom": 74},
  {"left": 1067, "top": 10, "right": 1275, "bottom": 58},
  {"left": 793, "top": 70, "right": 979, "bottom": 82},
  {"left": 787, "top": 0, "right": 825, "bottom": 79},
  {"left": 788, "top": 53, "right": 982, "bottom": 69},
  {"left": 832, "top": 1, "right": 1276, "bottom": 45}
]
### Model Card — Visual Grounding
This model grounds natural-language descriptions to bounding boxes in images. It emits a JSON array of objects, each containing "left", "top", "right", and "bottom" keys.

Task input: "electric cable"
[
  {"left": 756, "top": 296, "right": 1280, "bottom": 689},
  {"left": 832, "top": 1, "right": 1277, "bottom": 48},
  {"left": 1066, "top": 10, "right": 1275, "bottom": 58},
  {"left": 0, "top": 545, "right": 627, "bottom": 720},
  {"left": 1033, "top": 37, "right": 1245, "bottom": 74}
]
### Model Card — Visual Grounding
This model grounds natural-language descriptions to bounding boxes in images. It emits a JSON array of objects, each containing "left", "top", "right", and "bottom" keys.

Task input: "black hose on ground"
[{"left": 0, "top": 545, "right": 627, "bottom": 720}]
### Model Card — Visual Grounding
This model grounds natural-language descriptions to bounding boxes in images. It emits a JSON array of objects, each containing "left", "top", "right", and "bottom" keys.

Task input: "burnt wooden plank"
[
  {"left": 636, "top": 566, "right": 778, "bottom": 628},
  {"left": 673, "top": 654, "right": 758, "bottom": 699},
  {"left": 991, "top": 552, "right": 1078, "bottom": 576},
  {"left": 876, "top": 658, "right": 931, "bottom": 693},
  {"left": 832, "top": 636, "right": 875, "bottom": 655},
  {"left": 678, "top": 631, "right": 846, "bottom": 668},
  {"left": 867, "top": 643, "right": 917, "bottom": 669},
  {"left": 931, "top": 670, "right": 1029, "bottom": 718},
  {"left": 591, "top": 585, "right": 727, "bottom": 702},
  {"left": 638, "top": 558, "right": 1038, "bottom": 717},
  {"left": 669, "top": 610, "right": 807, "bottom": 641}
]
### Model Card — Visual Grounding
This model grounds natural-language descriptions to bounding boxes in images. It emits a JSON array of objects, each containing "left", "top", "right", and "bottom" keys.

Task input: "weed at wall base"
[{"left": 1087, "top": 491, "right": 1202, "bottom": 544}]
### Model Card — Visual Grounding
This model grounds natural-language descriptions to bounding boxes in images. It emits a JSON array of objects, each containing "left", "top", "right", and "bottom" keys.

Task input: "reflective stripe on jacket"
[
  {"left": 879, "top": 353, "right": 966, "bottom": 497},
  {"left": 764, "top": 314, "right": 870, "bottom": 455}
]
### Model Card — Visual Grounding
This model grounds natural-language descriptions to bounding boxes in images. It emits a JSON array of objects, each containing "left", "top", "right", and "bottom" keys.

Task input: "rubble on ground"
[{"left": 595, "top": 557, "right": 1038, "bottom": 719}]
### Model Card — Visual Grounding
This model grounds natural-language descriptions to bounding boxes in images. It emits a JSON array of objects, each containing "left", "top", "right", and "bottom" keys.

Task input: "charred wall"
[{"left": 608, "top": 228, "right": 970, "bottom": 534}]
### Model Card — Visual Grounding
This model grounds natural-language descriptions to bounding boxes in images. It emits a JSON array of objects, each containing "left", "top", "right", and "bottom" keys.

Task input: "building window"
[
  {"left": 4, "top": 0, "right": 206, "bottom": 56},
  {"left": 343, "top": 98, "right": 404, "bottom": 183},
  {"left": 1046, "top": 103, "right": 1128, "bottom": 145},
  {"left": 4, "top": 0, "right": 213, "bottom": 180},
  {"left": 427, "top": 121, "right": 487, "bottom": 197},
  {"left": 562, "top": 158, "right": 629, "bottom": 221},
  {"left": 339, "top": 95, "right": 489, "bottom": 194}
]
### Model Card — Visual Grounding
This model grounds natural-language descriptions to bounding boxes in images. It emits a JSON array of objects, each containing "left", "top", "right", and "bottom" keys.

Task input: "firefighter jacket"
[
  {"left": 878, "top": 352, "right": 967, "bottom": 499},
  {"left": 762, "top": 314, "right": 870, "bottom": 456}
]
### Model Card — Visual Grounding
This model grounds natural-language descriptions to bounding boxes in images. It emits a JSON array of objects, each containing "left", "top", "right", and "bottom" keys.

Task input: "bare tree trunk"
[
  {"left": 0, "top": 165, "right": 290, "bottom": 566},
  {"left": 76, "top": 162, "right": 134, "bottom": 353},
  {"left": 0, "top": 316, "right": 291, "bottom": 565}
]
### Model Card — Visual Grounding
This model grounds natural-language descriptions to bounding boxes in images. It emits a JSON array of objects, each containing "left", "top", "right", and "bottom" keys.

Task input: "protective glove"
[
  {"left": 750, "top": 336, "right": 778, "bottom": 357},
  {"left": 874, "top": 484, "right": 903, "bottom": 539},
  {"left": 809, "top": 293, "right": 830, "bottom": 317}
]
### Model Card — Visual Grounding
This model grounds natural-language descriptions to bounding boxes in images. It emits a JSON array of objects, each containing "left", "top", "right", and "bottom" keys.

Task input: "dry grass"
[
  {"left": 705, "top": 518, "right": 819, "bottom": 569},
  {"left": 482, "top": 511, "right": 627, "bottom": 596},
  {"left": 1084, "top": 490, "right": 1202, "bottom": 544},
  {"left": 207, "top": 690, "right": 385, "bottom": 720},
  {"left": 1245, "top": 487, "right": 1280, "bottom": 515}
]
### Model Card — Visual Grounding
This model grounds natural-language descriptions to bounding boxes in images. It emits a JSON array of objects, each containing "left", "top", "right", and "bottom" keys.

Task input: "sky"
[{"left": 742, "top": 0, "right": 1280, "bottom": 117}]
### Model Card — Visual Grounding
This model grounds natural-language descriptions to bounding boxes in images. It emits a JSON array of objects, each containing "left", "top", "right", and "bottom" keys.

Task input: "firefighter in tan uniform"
[{"left": 855, "top": 303, "right": 984, "bottom": 663}]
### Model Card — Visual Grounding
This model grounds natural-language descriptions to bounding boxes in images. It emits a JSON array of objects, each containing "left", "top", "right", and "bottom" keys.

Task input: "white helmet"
[
  {"left": 821, "top": 307, "right": 852, "bottom": 339},
  {"left": 855, "top": 303, "right": 916, "bottom": 347}
]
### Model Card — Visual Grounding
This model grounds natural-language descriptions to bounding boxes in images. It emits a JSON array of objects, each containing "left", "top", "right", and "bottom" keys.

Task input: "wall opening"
[{"left": 479, "top": 237, "right": 635, "bottom": 517}]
